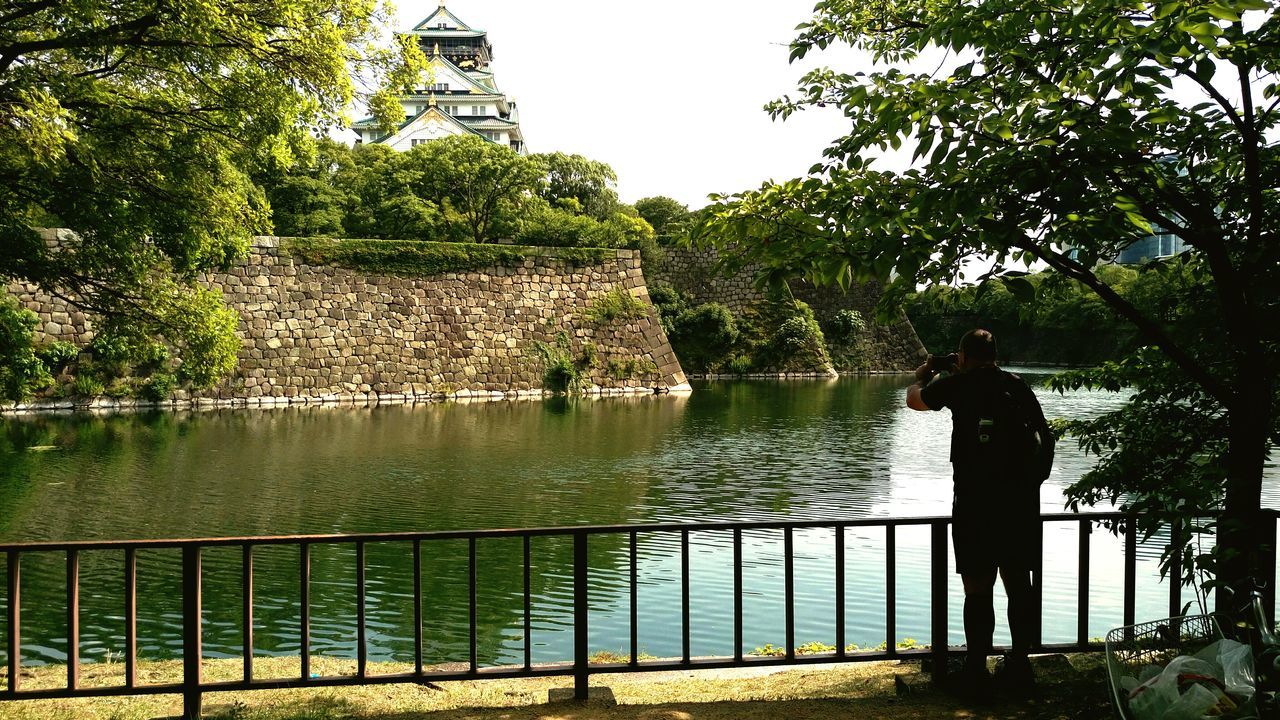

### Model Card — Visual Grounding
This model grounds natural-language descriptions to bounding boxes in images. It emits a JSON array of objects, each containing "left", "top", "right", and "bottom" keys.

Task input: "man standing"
[{"left": 905, "top": 329, "right": 1054, "bottom": 696}]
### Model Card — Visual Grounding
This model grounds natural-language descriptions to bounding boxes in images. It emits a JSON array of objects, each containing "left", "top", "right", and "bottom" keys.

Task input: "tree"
[
  {"left": 406, "top": 135, "right": 543, "bottom": 243},
  {"left": 261, "top": 139, "right": 355, "bottom": 237},
  {"left": 0, "top": 0, "right": 422, "bottom": 400},
  {"left": 699, "top": 0, "right": 1279, "bottom": 589},
  {"left": 635, "top": 196, "right": 692, "bottom": 242},
  {"left": 532, "top": 152, "right": 620, "bottom": 220}
]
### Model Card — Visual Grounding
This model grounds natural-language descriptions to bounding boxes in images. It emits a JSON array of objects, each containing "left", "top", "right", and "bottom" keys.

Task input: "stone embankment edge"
[{"left": 1, "top": 383, "right": 696, "bottom": 416}]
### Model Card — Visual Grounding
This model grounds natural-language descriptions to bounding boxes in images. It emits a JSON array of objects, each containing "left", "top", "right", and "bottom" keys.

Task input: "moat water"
[{"left": 0, "top": 372, "right": 1275, "bottom": 669}]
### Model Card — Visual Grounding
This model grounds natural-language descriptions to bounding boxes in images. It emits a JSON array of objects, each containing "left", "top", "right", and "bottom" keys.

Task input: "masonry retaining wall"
[
  {"left": 4, "top": 232, "right": 689, "bottom": 412},
  {"left": 648, "top": 248, "right": 928, "bottom": 373}
]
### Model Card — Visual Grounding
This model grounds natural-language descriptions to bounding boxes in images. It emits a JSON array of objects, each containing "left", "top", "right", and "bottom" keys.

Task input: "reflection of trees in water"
[
  {"left": 0, "top": 398, "right": 681, "bottom": 666},
  {"left": 634, "top": 378, "right": 906, "bottom": 522}
]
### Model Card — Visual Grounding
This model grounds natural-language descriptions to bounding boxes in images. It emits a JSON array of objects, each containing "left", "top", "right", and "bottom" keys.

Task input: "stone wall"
[
  {"left": 5, "top": 232, "right": 689, "bottom": 410},
  {"left": 647, "top": 248, "right": 927, "bottom": 373}
]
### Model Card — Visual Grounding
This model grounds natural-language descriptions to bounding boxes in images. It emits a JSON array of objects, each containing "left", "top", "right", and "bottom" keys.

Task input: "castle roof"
[{"left": 410, "top": 2, "right": 484, "bottom": 37}]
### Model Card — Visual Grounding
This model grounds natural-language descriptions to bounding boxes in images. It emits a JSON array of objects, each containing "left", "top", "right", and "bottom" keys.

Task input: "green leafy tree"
[
  {"left": 261, "top": 139, "right": 355, "bottom": 237},
  {"left": 339, "top": 143, "right": 457, "bottom": 241},
  {"left": 532, "top": 152, "right": 620, "bottom": 220},
  {"left": 700, "top": 0, "right": 1279, "bottom": 588},
  {"left": 636, "top": 196, "right": 692, "bottom": 244},
  {"left": 405, "top": 135, "right": 543, "bottom": 243},
  {"left": 0, "top": 0, "right": 422, "bottom": 400}
]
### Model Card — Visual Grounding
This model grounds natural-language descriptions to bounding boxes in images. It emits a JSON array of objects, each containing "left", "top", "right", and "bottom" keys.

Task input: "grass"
[
  {"left": 581, "top": 288, "right": 649, "bottom": 326},
  {"left": 285, "top": 238, "right": 612, "bottom": 278},
  {"left": 0, "top": 653, "right": 1114, "bottom": 720}
]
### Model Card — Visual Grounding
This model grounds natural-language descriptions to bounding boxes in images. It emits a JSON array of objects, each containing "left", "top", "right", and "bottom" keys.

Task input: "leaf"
[
  {"left": 1003, "top": 276, "right": 1036, "bottom": 304},
  {"left": 1125, "top": 211, "right": 1154, "bottom": 234},
  {"left": 1205, "top": 4, "right": 1242, "bottom": 21}
]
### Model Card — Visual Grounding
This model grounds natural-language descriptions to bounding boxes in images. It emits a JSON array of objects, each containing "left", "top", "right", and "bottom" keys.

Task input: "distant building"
[
  {"left": 351, "top": 2, "right": 526, "bottom": 154},
  {"left": 1114, "top": 229, "right": 1187, "bottom": 265}
]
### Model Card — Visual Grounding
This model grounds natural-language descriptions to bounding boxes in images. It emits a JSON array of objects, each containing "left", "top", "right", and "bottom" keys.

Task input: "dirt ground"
[{"left": 0, "top": 653, "right": 1116, "bottom": 720}]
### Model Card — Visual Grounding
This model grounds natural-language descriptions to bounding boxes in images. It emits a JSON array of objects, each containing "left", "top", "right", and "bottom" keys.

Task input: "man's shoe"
[
  {"left": 995, "top": 653, "right": 1036, "bottom": 698},
  {"left": 943, "top": 660, "right": 994, "bottom": 704}
]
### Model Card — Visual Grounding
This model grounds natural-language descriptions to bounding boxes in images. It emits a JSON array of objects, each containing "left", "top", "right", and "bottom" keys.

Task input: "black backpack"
[{"left": 973, "top": 370, "right": 1053, "bottom": 486}]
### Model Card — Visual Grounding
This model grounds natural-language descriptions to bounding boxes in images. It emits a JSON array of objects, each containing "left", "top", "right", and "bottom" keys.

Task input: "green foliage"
[
  {"left": 398, "top": 136, "right": 544, "bottom": 243},
  {"left": 140, "top": 373, "right": 177, "bottom": 403},
  {"left": 287, "top": 237, "right": 529, "bottom": 276},
  {"left": 262, "top": 139, "right": 356, "bottom": 238},
  {"left": 698, "top": 0, "right": 1280, "bottom": 587},
  {"left": 635, "top": 196, "right": 693, "bottom": 245},
  {"left": 72, "top": 374, "right": 104, "bottom": 398},
  {"left": 650, "top": 286, "right": 833, "bottom": 374},
  {"left": 0, "top": 296, "right": 53, "bottom": 401},
  {"left": 646, "top": 281, "right": 688, "bottom": 336},
  {"left": 606, "top": 357, "right": 658, "bottom": 380},
  {"left": 1, "top": 0, "right": 412, "bottom": 392},
  {"left": 583, "top": 288, "right": 650, "bottom": 326},
  {"left": 668, "top": 303, "right": 740, "bottom": 373},
  {"left": 36, "top": 341, "right": 78, "bottom": 370},
  {"left": 260, "top": 140, "right": 658, "bottom": 254},
  {"left": 749, "top": 299, "right": 831, "bottom": 373},
  {"left": 531, "top": 332, "right": 587, "bottom": 394},
  {"left": 532, "top": 153, "right": 620, "bottom": 220},
  {"left": 827, "top": 309, "right": 867, "bottom": 342}
]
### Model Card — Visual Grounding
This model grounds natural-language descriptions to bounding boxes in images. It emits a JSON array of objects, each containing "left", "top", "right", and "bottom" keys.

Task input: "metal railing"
[{"left": 0, "top": 511, "right": 1276, "bottom": 718}]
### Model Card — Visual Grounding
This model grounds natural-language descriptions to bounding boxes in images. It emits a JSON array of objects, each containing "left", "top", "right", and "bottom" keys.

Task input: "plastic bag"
[
  {"left": 1193, "top": 639, "right": 1256, "bottom": 702},
  {"left": 1127, "top": 656, "right": 1218, "bottom": 719},
  {"left": 1124, "top": 653, "right": 1254, "bottom": 720}
]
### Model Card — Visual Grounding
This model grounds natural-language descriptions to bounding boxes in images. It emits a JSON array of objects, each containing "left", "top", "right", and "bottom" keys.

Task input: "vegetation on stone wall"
[
  {"left": 1, "top": 281, "right": 239, "bottom": 404},
  {"left": 582, "top": 288, "right": 650, "bottom": 326},
  {"left": 285, "top": 238, "right": 610, "bottom": 277},
  {"left": 651, "top": 282, "right": 838, "bottom": 374},
  {"left": 0, "top": 2, "right": 424, "bottom": 402},
  {"left": 0, "top": 296, "right": 56, "bottom": 401}
]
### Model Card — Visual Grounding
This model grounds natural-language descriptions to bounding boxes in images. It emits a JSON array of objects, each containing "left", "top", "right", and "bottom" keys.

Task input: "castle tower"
[{"left": 351, "top": 2, "right": 526, "bottom": 154}]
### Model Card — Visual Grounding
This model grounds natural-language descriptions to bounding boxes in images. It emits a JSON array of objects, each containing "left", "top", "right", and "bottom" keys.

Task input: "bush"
[
  {"left": 141, "top": 373, "right": 177, "bottom": 402},
  {"left": 583, "top": 287, "right": 649, "bottom": 325},
  {"left": 72, "top": 374, "right": 105, "bottom": 398},
  {"left": 0, "top": 296, "right": 54, "bottom": 401},
  {"left": 647, "top": 281, "right": 688, "bottom": 335},
  {"left": 827, "top": 309, "right": 866, "bottom": 341},
  {"left": 775, "top": 315, "right": 816, "bottom": 353},
  {"left": 37, "top": 341, "right": 79, "bottom": 369},
  {"left": 669, "top": 303, "right": 739, "bottom": 372},
  {"left": 532, "top": 332, "right": 587, "bottom": 393},
  {"left": 748, "top": 299, "right": 831, "bottom": 372}
]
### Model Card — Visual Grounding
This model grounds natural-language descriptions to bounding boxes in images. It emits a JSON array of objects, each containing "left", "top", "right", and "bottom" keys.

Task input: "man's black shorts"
[{"left": 951, "top": 493, "right": 1040, "bottom": 575}]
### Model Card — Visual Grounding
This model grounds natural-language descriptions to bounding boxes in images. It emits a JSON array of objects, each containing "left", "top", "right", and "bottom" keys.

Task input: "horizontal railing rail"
[{"left": 0, "top": 510, "right": 1276, "bottom": 719}]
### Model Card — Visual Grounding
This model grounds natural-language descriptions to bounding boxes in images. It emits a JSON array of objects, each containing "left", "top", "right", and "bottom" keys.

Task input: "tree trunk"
[{"left": 1219, "top": 386, "right": 1274, "bottom": 595}]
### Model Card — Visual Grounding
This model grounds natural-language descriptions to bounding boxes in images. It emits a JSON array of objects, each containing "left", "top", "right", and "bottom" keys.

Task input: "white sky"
[{"left": 391, "top": 0, "right": 872, "bottom": 209}]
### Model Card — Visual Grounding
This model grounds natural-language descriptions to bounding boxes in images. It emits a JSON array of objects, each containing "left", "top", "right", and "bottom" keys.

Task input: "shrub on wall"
[
  {"left": 582, "top": 287, "right": 649, "bottom": 325},
  {"left": 0, "top": 295, "right": 54, "bottom": 401},
  {"left": 667, "top": 303, "right": 739, "bottom": 373}
]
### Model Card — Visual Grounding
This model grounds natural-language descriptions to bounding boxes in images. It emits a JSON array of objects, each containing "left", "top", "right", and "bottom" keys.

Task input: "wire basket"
[{"left": 1105, "top": 614, "right": 1225, "bottom": 720}]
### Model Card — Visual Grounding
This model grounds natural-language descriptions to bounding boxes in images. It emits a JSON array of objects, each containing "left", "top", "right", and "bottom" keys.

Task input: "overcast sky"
[{"left": 391, "top": 1, "right": 871, "bottom": 209}]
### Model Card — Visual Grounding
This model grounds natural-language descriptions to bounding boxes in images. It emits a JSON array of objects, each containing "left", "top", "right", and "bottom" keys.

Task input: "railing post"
[
  {"left": 1031, "top": 519, "right": 1043, "bottom": 650},
  {"left": 182, "top": 545, "right": 203, "bottom": 720},
  {"left": 573, "top": 530, "right": 588, "bottom": 701},
  {"left": 1264, "top": 511, "right": 1278, "bottom": 623},
  {"left": 930, "top": 520, "right": 949, "bottom": 683},
  {"left": 6, "top": 550, "right": 19, "bottom": 694}
]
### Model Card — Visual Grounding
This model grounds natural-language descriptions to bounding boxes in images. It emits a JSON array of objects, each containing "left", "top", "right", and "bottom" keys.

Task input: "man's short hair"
[{"left": 959, "top": 329, "right": 998, "bottom": 362}]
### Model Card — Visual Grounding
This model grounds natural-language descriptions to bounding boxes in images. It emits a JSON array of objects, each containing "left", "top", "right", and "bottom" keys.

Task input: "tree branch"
[{"left": 1025, "top": 243, "right": 1232, "bottom": 405}]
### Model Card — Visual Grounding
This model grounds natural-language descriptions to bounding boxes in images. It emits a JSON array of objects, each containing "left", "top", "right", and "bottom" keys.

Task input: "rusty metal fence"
[{"left": 1, "top": 511, "right": 1276, "bottom": 718}]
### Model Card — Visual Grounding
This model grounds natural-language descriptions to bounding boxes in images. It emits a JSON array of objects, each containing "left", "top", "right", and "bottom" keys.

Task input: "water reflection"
[{"left": 0, "top": 373, "right": 1273, "bottom": 668}]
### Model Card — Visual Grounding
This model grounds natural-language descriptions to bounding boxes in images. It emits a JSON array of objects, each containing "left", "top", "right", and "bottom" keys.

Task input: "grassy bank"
[{"left": 0, "top": 654, "right": 1113, "bottom": 720}]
